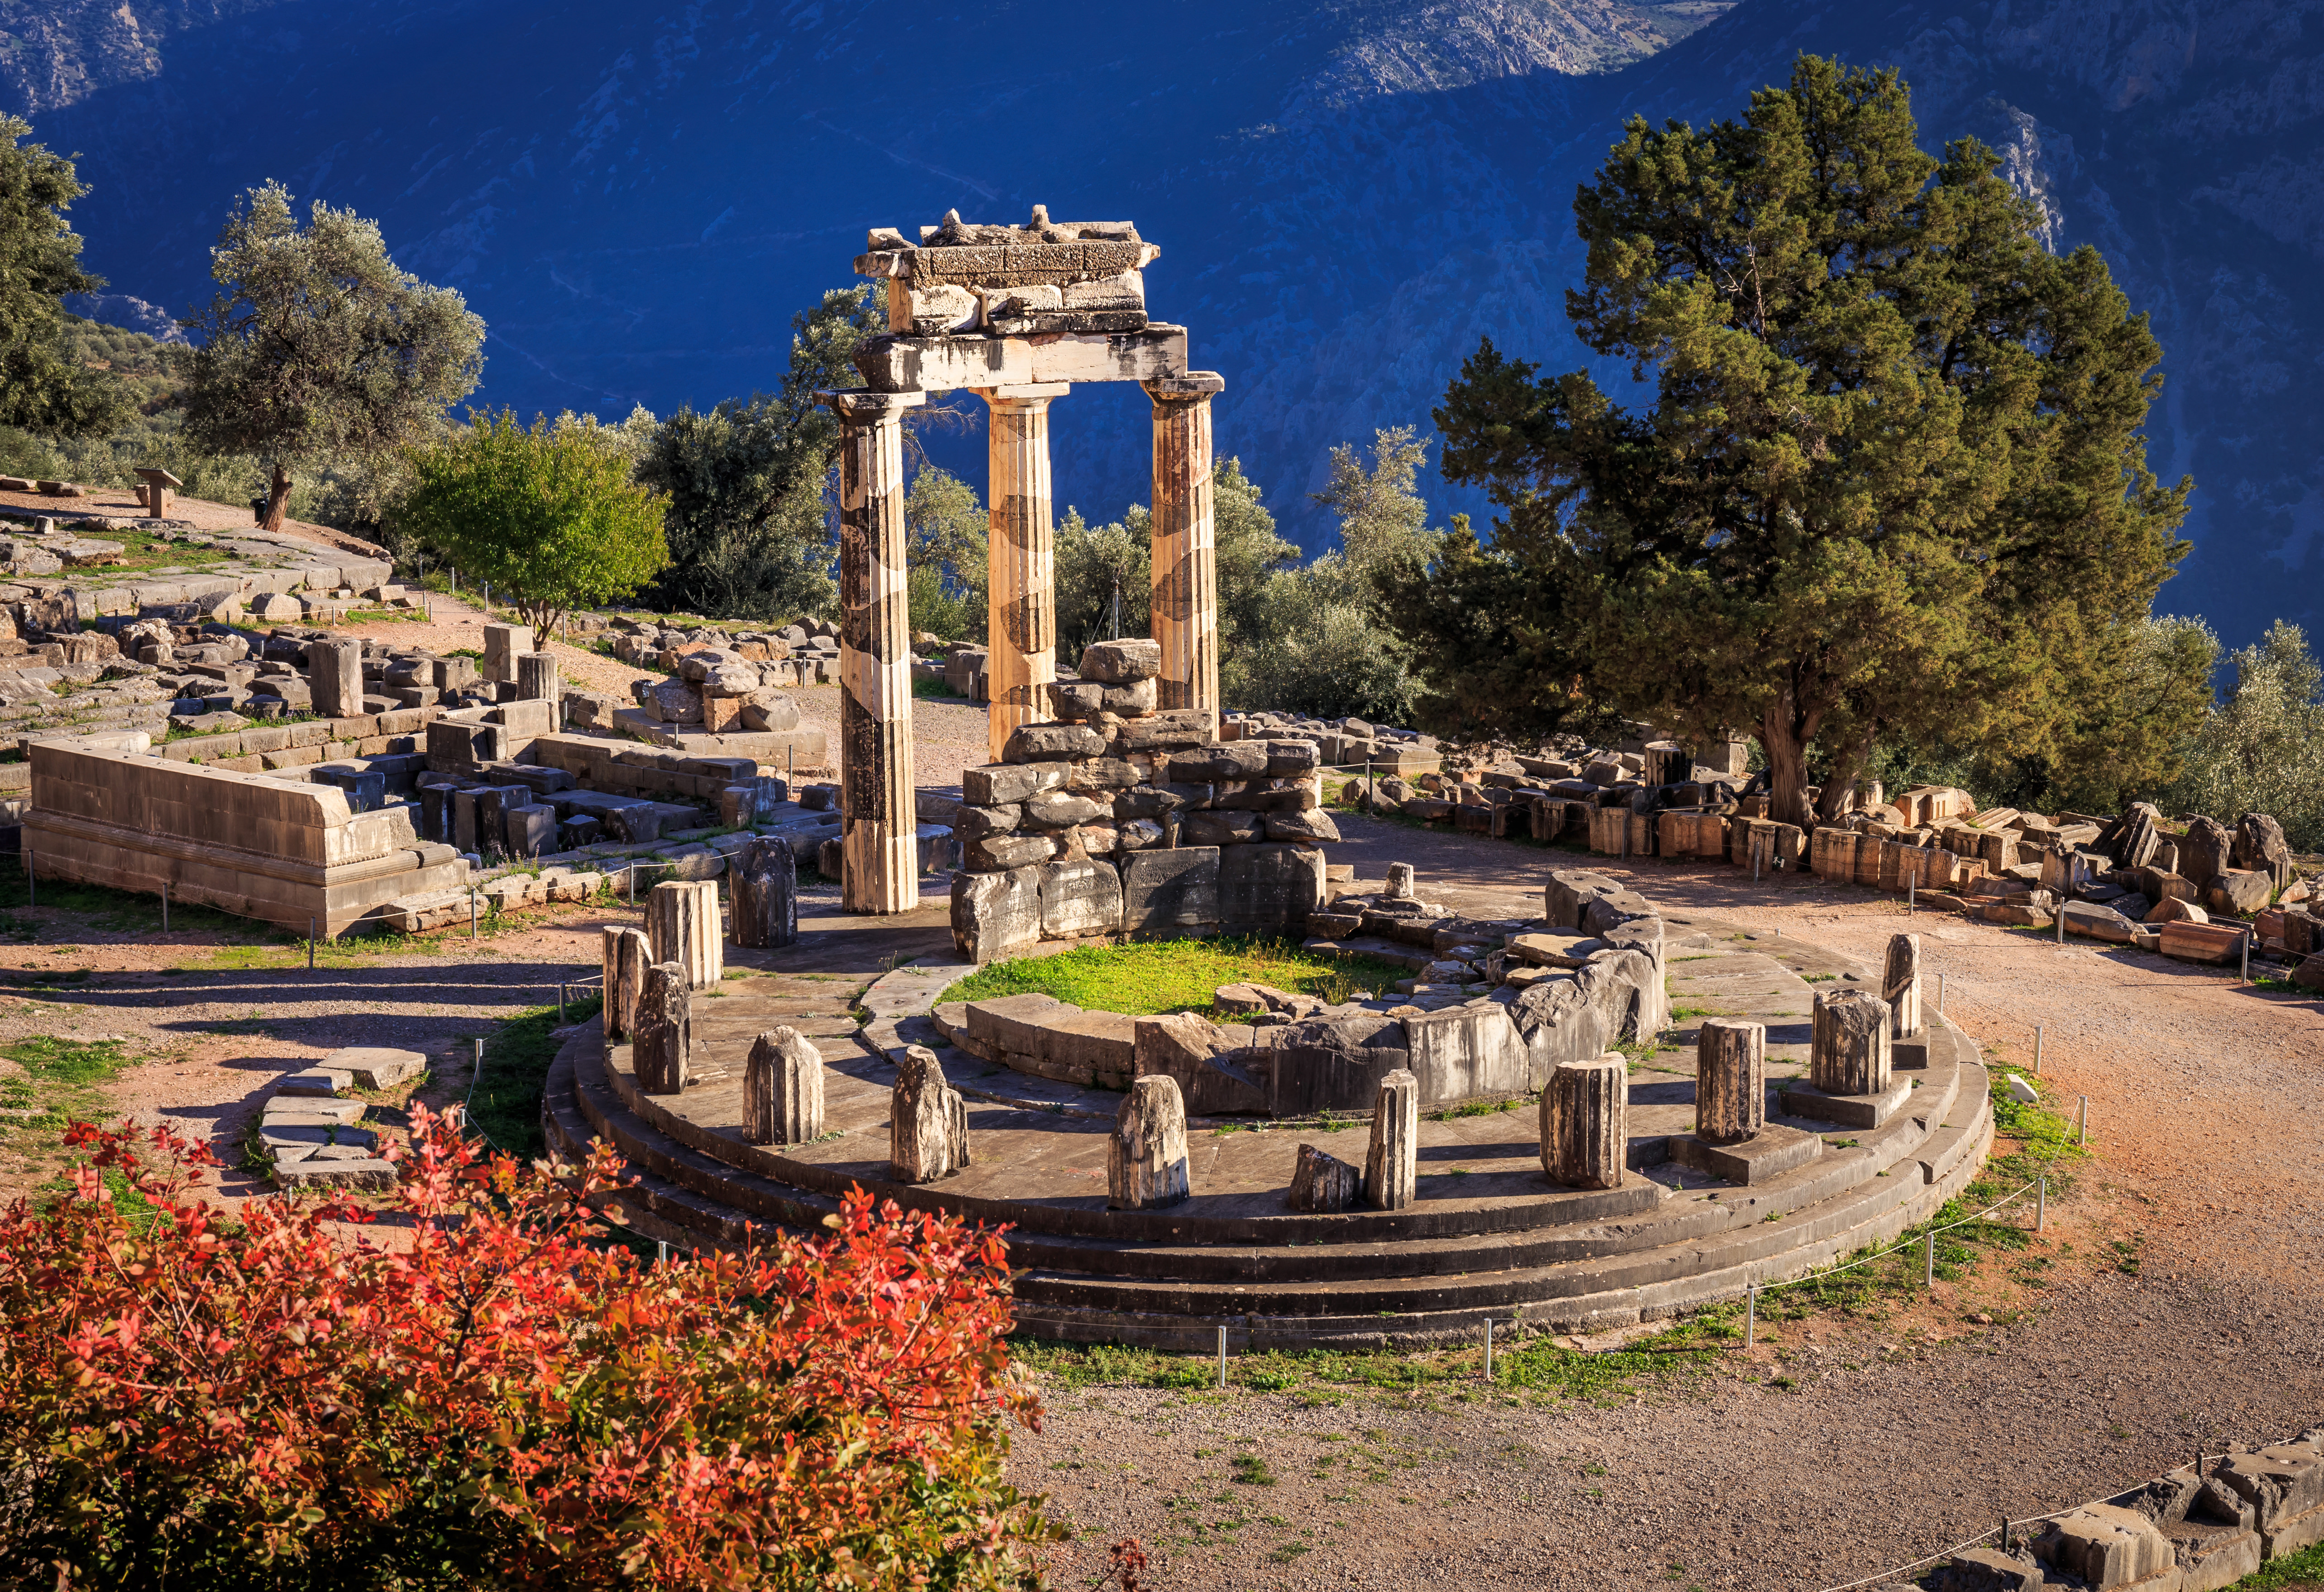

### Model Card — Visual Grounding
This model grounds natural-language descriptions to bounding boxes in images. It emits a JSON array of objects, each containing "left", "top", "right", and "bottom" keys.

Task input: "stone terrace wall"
[
  {"left": 24, "top": 738, "right": 466, "bottom": 934},
  {"left": 949, "top": 639, "right": 1340, "bottom": 962}
]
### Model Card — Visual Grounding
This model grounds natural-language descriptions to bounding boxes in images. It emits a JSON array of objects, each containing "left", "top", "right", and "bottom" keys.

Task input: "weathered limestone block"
[
  {"left": 646, "top": 879, "right": 723, "bottom": 989},
  {"left": 890, "top": 1045, "right": 971, "bottom": 1183},
  {"left": 2178, "top": 815, "right": 2233, "bottom": 890},
  {"left": 1695, "top": 1018, "right": 1765, "bottom": 1144},
  {"left": 1250, "top": 1013, "right": 1410, "bottom": 1118},
  {"left": 1133, "top": 1011, "right": 1265, "bottom": 1115},
  {"left": 482, "top": 622, "right": 524, "bottom": 683},
  {"left": 743, "top": 1026, "right": 823, "bottom": 1144},
  {"left": 2205, "top": 869, "right": 2272, "bottom": 916},
  {"left": 1288, "top": 1142, "right": 1360, "bottom": 1212},
  {"left": 306, "top": 638, "right": 363, "bottom": 719},
  {"left": 1218, "top": 841, "right": 1325, "bottom": 931},
  {"left": 1108, "top": 1074, "right": 1191, "bottom": 1209},
  {"left": 1542, "top": 1054, "right": 1626, "bottom": 1190},
  {"left": 1810, "top": 988, "right": 1892, "bottom": 1097},
  {"left": 602, "top": 925, "right": 650, "bottom": 1039},
  {"left": 730, "top": 835, "right": 799, "bottom": 949},
  {"left": 635, "top": 961, "right": 692, "bottom": 1095},
  {"left": 951, "top": 865, "right": 1042, "bottom": 962},
  {"left": 1884, "top": 933, "right": 1923, "bottom": 1038},
  {"left": 1080, "top": 638, "right": 1162, "bottom": 682},
  {"left": 1038, "top": 857, "right": 1124, "bottom": 937},
  {"left": 2032, "top": 1504, "right": 2178, "bottom": 1590},
  {"left": 1363, "top": 1068, "right": 1419, "bottom": 1210},
  {"left": 1386, "top": 861, "right": 1418, "bottom": 900},
  {"left": 1401, "top": 1003, "right": 1524, "bottom": 1101},
  {"left": 2233, "top": 811, "right": 2292, "bottom": 884},
  {"left": 1500, "top": 974, "right": 1610, "bottom": 1089}
]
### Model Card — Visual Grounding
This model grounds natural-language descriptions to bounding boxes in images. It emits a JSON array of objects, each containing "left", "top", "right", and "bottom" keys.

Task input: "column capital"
[
  {"left": 1143, "top": 371, "right": 1225, "bottom": 402},
  {"left": 972, "top": 382, "right": 1071, "bottom": 411},
  {"left": 816, "top": 388, "right": 928, "bottom": 422}
]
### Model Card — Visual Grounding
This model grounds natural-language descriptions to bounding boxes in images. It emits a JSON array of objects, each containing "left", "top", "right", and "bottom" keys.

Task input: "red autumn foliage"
[{"left": 0, "top": 1109, "right": 1057, "bottom": 1589}]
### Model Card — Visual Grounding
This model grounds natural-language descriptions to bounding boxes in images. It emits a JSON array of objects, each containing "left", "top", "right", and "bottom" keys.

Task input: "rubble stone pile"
[
  {"left": 603, "top": 614, "right": 843, "bottom": 690},
  {"left": 948, "top": 639, "right": 1341, "bottom": 961}
]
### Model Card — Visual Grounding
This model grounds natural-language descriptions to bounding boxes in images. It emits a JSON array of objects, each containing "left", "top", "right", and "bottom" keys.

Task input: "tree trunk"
[
  {"left": 527, "top": 602, "right": 558, "bottom": 653},
  {"left": 261, "top": 463, "right": 292, "bottom": 532},
  {"left": 1816, "top": 732, "right": 1875, "bottom": 822},
  {"left": 1759, "top": 678, "right": 1828, "bottom": 830}
]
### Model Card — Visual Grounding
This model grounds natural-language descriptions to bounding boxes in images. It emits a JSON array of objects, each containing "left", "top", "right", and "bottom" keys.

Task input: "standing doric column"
[
  {"left": 1143, "top": 372, "right": 1225, "bottom": 730},
  {"left": 979, "top": 384, "right": 1068, "bottom": 765},
  {"left": 820, "top": 388, "right": 926, "bottom": 915}
]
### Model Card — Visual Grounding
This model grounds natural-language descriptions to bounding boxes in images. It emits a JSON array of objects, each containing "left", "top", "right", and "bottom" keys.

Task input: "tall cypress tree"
[
  {"left": 0, "top": 115, "right": 124, "bottom": 438},
  {"left": 1421, "top": 55, "right": 2193, "bottom": 826}
]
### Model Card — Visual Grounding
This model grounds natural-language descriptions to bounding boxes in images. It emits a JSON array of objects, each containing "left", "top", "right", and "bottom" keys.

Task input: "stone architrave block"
[
  {"left": 1884, "top": 933, "right": 1923, "bottom": 1038},
  {"left": 1810, "top": 988, "right": 1892, "bottom": 1097},
  {"left": 602, "top": 925, "right": 650, "bottom": 1039},
  {"left": 1121, "top": 846, "right": 1220, "bottom": 933},
  {"left": 731, "top": 835, "right": 799, "bottom": 949},
  {"left": 647, "top": 879, "right": 723, "bottom": 990},
  {"left": 306, "top": 638, "right": 363, "bottom": 719},
  {"left": 635, "top": 961, "right": 692, "bottom": 1095},
  {"left": 743, "top": 1026, "right": 824, "bottom": 1145},
  {"left": 1542, "top": 1054, "right": 1626, "bottom": 1190},
  {"left": 952, "top": 866, "right": 1043, "bottom": 963},
  {"left": 1363, "top": 1068, "right": 1419, "bottom": 1210},
  {"left": 1038, "top": 857, "right": 1125, "bottom": 938},
  {"left": 1401, "top": 1003, "right": 1524, "bottom": 1101},
  {"left": 1694, "top": 1018, "right": 1765, "bottom": 1144},
  {"left": 1288, "top": 1142, "right": 1359, "bottom": 1212},
  {"left": 1218, "top": 842, "right": 1325, "bottom": 932},
  {"left": 1500, "top": 975, "right": 1610, "bottom": 1090},
  {"left": 890, "top": 1045, "right": 971, "bottom": 1183},
  {"left": 1108, "top": 1074, "right": 1191, "bottom": 1209}
]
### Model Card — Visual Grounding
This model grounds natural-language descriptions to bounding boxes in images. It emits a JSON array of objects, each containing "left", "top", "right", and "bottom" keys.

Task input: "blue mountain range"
[{"left": 8, "top": 0, "right": 2316, "bottom": 651}]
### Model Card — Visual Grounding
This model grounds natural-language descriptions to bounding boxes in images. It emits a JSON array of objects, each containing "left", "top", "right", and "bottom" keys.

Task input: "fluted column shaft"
[
  {"left": 980, "top": 385, "right": 1067, "bottom": 765},
  {"left": 821, "top": 389, "right": 925, "bottom": 915},
  {"left": 1144, "top": 373, "right": 1224, "bottom": 730}
]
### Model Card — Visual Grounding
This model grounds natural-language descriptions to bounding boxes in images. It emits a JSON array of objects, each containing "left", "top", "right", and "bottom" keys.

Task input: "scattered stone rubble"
[{"left": 947, "top": 638, "right": 1342, "bottom": 962}]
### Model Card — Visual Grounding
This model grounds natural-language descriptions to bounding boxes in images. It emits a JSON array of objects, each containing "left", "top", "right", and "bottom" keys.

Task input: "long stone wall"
[{"left": 24, "top": 738, "right": 466, "bottom": 935}]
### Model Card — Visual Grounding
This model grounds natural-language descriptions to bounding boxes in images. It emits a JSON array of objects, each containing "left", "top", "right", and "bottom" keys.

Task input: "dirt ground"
[{"left": 6, "top": 740, "right": 2320, "bottom": 1590}]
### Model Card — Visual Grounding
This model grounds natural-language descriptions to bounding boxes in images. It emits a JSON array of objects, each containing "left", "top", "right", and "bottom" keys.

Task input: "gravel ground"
[{"left": 10, "top": 723, "right": 2320, "bottom": 1592}]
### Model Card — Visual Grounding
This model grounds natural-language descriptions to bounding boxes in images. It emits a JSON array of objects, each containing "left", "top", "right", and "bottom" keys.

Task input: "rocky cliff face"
[{"left": 6, "top": 0, "right": 2316, "bottom": 648}]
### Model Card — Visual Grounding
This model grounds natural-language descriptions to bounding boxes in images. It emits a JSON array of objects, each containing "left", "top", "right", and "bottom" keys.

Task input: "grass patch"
[
  {"left": 465, "top": 996, "right": 601, "bottom": 1160},
  {"left": 0, "top": 856, "right": 261, "bottom": 940},
  {"left": 937, "top": 935, "right": 1411, "bottom": 1018},
  {"left": 2229, "top": 1534, "right": 2324, "bottom": 1588},
  {"left": 0, "top": 1036, "right": 149, "bottom": 1173},
  {"left": 911, "top": 675, "right": 964, "bottom": 700}
]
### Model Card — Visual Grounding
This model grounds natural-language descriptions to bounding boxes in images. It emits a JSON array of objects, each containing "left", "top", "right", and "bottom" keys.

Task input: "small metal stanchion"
[
  {"left": 1937, "top": 972, "right": 1946, "bottom": 1013},
  {"left": 2033, "top": 1025, "right": 2044, "bottom": 1075},
  {"left": 2240, "top": 931, "right": 2250, "bottom": 985},
  {"left": 657, "top": 1240, "right": 669, "bottom": 1266},
  {"left": 308, "top": 916, "right": 316, "bottom": 969},
  {"left": 1745, "top": 1285, "right": 1757, "bottom": 1348},
  {"left": 470, "top": 891, "right": 479, "bottom": 940},
  {"left": 2056, "top": 908, "right": 2066, "bottom": 945},
  {"left": 2078, "top": 1096, "right": 2089, "bottom": 1144},
  {"left": 1483, "top": 1318, "right": 1494, "bottom": 1381},
  {"left": 1908, "top": 880, "right": 1915, "bottom": 915},
  {"left": 1925, "top": 1228, "right": 1936, "bottom": 1286},
  {"left": 2037, "top": 1175, "right": 2047, "bottom": 1233},
  {"left": 1216, "top": 1326, "right": 1228, "bottom": 1389},
  {"left": 557, "top": 982, "right": 567, "bottom": 1022}
]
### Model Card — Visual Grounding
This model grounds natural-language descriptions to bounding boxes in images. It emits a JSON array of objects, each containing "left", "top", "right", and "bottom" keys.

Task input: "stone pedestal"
[
  {"left": 890, "top": 1045, "right": 971, "bottom": 1183},
  {"left": 1809, "top": 988, "right": 1892, "bottom": 1097},
  {"left": 1385, "top": 862, "right": 1416, "bottom": 900},
  {"left": 1108, "top": 1074, "right": 1191, "bottom": 1210},
  {"left": 646, "top": 879, "right": 722, "bottom": 990},
  {"left": 603, "top": 925, "right": 649, "bottom": 1040},
  {"left": 730, "top": 836, "right": 799, "bottom": 949},
  {"left": 1884, "top": 933, "right": 1922, "bottom": 1038},
  {"left": 743, "top": 1026, "right": 823, "bottom": 1145},
  {"left": 516, "top": 650, "right": 559, "bottom": 704},
  {"left": 635, "top": 961, "right": 691, "bottom": 1095},
  {"left": 1364, "top": 1067, "right": 1419, "bottom": 1209},
  {"left": 482, "top": 622, "right": 523, "bottom": 684},
  {"left": 823, "top": 388, "right": 926, "bottom": 914},
  {"left": 1694, "top": 1018, "right": 1765, "bottom": 1143},
  {"left": 980, "top": 384, "right": 1066, "bottom": 766},
  {"left": 1542, "top": 1054, "right": 1626, "bottom": 1190},
  {"left": 1144, "top": 373, "right": 1224, "bottom": 729},
  {"left": 306, "top": 638, "right": 363, "bottom": 719},
  {"left": 1288, "top": 1142, "right": 1360, "bottom": 1212}
]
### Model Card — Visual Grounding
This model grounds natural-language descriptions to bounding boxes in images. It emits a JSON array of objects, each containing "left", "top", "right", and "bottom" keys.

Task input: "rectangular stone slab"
[
  {"left": 1778, "top": 1075, "right": 1916, "bottom": 1130},
  {"left": 1669, "top": 1123, "right": 1823, "bottom": 1185}
]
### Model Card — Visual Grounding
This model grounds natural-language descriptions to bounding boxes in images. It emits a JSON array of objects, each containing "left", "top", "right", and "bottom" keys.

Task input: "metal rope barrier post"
[
  {"left": 1745, "top": 1285, "right": 1756, "bottom": 1347},
  {"left": 2079, "top": 1096, "right": 2089, "bottom": 1144},
  {"left": 557, "top": 982, "right": 567, "bottom": 1023},
  {"left": 2056, "top": 906, "right": 2065, "bottom": 944},
  {"left": 161, "top": 882, "right": 168, "bottom": 932},
  {"left": 2037, "top": 1175, "right": 2047, "bottom": 1232},
  {"left": 1483, "top": 1318, "right": 1493, "bottom": 1381},
  {"left": 2240, "top": 929, "right": 2250, "bottom": 985},
  {"left": 1908, "top": 879, "right": 1914, "bottom": 916},
  {"left": 2033, "top": 1025, "right": 2043, "bottom": 1074},
  {"left": 1216, "top": 1326, "right": 1228, "bottom": 1389},
  {"left": 308, "top": 916, "right": 316, "bottom": 970},
  {"left": 1924, "top": 1228, "right": 1936, "bottom": 1287},
  {"left": 1937, "top": 972, "right": 1946, "bottom": 1013}
]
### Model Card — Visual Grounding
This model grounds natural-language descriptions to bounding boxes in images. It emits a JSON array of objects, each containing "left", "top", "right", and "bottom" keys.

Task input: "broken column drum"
[
  {"left": 729, "top": 835, "right": 799, "bottom": 949},
  {"left": 1884, "top": 933, "right": 1922, "bottom": 1039},
  {"left": 634, "top": 962, "right": 692, "bottom": 1096},
  {"left": 601, "top": 925, "right": 650, "bottom": 1040},
  {"left": 1543, "top": 1054, "right": 1626, "bottom": 1190},
  {"left": 824, "top": 388, "right": 927, "bottom": 916},
  {"left": 743, "top": 1026, "right": 823, "bottom": 1145},
  {"left": 646, "top": 879, "right": 722, "bottom": 990},
  {"left": 1694, "top": 1018, "right": 1765, "bottom": 1144},
  {"left": 1810, "top": 988, "right": 1893, "bottom": 1097},
  {"left": 1364, "top": 1068, "right": 1419, "bottom": 1210},
  {"left": 1108, "top": 1074, "right": 1191, "bottom": 1210},
  {"left": 516, "top": 650, "right": 559, "bottom": 704},
  {"left": 1146, "top": 372, "right": 1224, "bottom": 728},
  {"left": 890, "top": 1045, "right": 971, "bottom": 1184}
]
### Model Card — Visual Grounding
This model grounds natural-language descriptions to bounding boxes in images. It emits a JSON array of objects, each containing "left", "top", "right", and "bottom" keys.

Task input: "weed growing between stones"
[{"left": 937, "top": 936, "right": 1411, "bottom": 1018}]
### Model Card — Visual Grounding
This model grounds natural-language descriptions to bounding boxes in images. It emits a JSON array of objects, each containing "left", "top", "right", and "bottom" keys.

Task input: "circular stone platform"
[{"left": 540, "top": 906, "right": 1993, "bottom": 1350}]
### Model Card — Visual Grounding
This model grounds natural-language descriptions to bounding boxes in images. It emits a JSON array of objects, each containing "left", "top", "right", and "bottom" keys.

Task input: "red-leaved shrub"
[{"left": 0, "top": 1109, "right": 1055, "bottom": 1589}]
